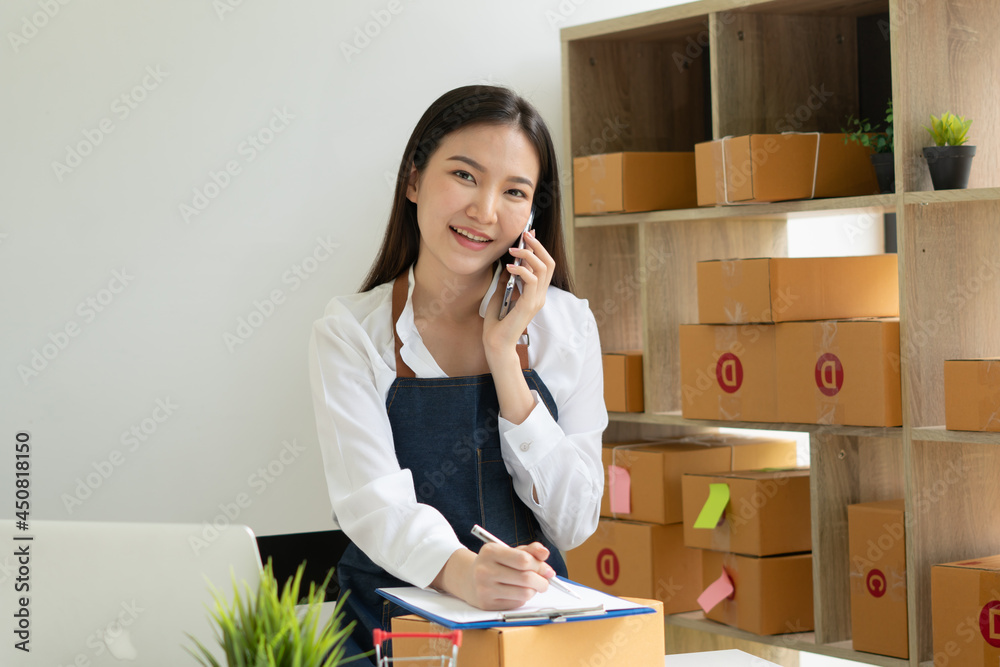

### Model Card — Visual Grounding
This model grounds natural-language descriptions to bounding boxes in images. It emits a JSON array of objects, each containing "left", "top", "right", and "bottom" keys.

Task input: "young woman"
[{"left": 308, "top": 85, "right": 607, "bottom": 659}]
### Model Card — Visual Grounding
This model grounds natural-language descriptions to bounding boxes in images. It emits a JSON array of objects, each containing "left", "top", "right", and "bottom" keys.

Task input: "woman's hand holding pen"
[{"left": 432, "top": 542, "right": 556, "bottom": 611}]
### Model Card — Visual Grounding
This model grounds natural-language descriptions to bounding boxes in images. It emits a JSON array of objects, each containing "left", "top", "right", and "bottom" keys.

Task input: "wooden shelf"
[
  {"left": 563, "top": 0, "right": 1000, "bottom": 663},
  {"left": 666, "top": 612, "right": 909, "bottom": 667},
  {"left": 911, "top": 425, "right": 1000, "bottom": 445},
  {"left": 902, "top": 186, "right": 1000, "bottom": 206},
  {"left": 575, "top": 194, "right": 895, "bottom": 228},
  {"left": 608, "top": 411, "right": 903, "bottom": 439}
]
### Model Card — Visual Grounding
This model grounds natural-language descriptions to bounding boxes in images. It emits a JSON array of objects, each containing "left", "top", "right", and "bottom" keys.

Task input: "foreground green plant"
[
  {"left": 843, "top": 99, "right": 894, "bottom": 154},
  {"left": 186, "top": 559, "right": 367, "bottom": 666},
  {"left": 923, "top": 112, "right": 973, "bottom": 146}
]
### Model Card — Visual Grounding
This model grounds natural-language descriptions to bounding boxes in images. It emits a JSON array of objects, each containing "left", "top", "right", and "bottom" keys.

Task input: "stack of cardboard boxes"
[
  {"left": 680, "top": 255, "right": 902, "bottom": 426},
  {"left": 681, "top": 467, "right": 814, "bottom": 635},
  {"left": 565, "top": 435, "right": 797, "bottom": 615}
]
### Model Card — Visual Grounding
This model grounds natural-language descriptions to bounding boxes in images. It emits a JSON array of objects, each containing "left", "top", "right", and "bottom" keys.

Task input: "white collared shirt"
[{"left": 308, "top": 265, "right": 607, "bottom": 589}]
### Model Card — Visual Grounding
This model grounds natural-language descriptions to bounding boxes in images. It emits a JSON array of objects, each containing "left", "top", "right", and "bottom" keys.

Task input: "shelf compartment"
[
  {"left": 899, "top": 199, "right": 1000, "bottom": 428},
  {"left": 640, "top": 218, "right": 786, "bottom": 414},
  {"left": 574, "top": 224, "right": 642, "bottom": 353},
  {"left": 712, "top": 9, "right": 865, "bottom": 137},
  {"left": 665, "top": 611, "right": 909, "bottom": 667},
  {"left": 575, "top": 194, "right": 895, "bottom": 228},
  {"left": 565, "top": 22, "right": 710, "bottom": 158},
  {"left": 894, "top": 0, "right": 1000, "bottom": 192},
  {"left": 809, "top": 433, "right": 904, "bottom": 644},
  {"left": 906, "top": 439, "right": 1000, "bottom": 662}
]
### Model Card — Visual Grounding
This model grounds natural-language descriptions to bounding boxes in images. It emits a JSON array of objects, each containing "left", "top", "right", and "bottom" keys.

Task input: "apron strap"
[{"left": 391, "top": 273, "right": 529, "bottom": 378}]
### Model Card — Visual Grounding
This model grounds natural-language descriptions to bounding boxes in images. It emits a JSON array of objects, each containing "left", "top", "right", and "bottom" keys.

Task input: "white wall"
[{"left": 0, "top": 0, "right": 687, "bottom": 536}]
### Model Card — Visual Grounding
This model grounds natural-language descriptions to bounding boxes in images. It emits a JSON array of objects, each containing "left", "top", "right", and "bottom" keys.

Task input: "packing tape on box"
[
  {"left": 720, "top": 260, "right": 749, "bottom": 323},
  {"left": 779, "top": 131, "right": 821, "bottom": 199},
  {"left": 811, "top": 321, "right": 846, "bottom": 424},
  {"left": 974, "top": 361, "right": 1000, "bottom": 430},
  {"left": 717, "top": 137, "right": 734, "bottom": 205}
]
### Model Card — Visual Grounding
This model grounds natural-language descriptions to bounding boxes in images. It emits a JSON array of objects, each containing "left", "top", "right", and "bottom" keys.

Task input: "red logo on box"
[
  {"left": 980, "top": 601, "right": 1000, "bottom": 648},
  {"left": 597, "top": 548, "right": 619, "bottom": 586},
  {"left": 716, "top": 353, "right": 743, "bottom": 393},
  {"left": 815, "top": 353, "right": 844, "bottom": 397},
  {"left": 866, "top": 569, "right": 886, "bottom": 598}
]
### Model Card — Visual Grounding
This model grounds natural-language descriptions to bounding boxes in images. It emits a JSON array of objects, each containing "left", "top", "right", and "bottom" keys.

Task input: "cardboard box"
[
  {"left": 775, "top": 319, "right": 902, "bottom": 427},
  {"left": 848, "top": 499, "right": 908, "bottom": 659},
  {"left": 696, "top": 256, "right": 899, "bottom": 324},
  {"left": 565, "top": 519, "right": 701, "bottom": 614},
  {"left": 678, "top": 324, "right": 777, "bottom": 422},
  {"left": 931, "top": 555, "right": 1000, "bottom": 667},
  {"left": 682, "top": 469, "right": 811, "bottom": 556},
  {"left": 391, "top": 598, "right": 665, "bottom": 667},
  {"left": 603, "top": 351, "right": 644, "bottom": 412},
  {"left": 945, "top": 359, "right": 1000, "bottom": 432},
  {"left": 694, "top": 133, "right": 878, "bottom": 206},
  {"left": 701, "top": 550, "right": 814, "bottom": 635},
  {"left": 574, "top": 151, "right": 697, "bottom": 215},
  {"left": 601, "top": 436, "right": 798, "bottom": 524}
]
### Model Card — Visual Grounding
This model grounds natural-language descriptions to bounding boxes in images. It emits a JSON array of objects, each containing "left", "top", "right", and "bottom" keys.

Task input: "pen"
[{"left": 471, "top": 524, "right": 581, "bottom": 599}]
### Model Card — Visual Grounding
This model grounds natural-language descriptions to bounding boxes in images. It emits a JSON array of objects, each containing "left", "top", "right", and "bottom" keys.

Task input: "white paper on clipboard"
[{"left": 377, "top": 579, "right": 648, "bottom": 626}]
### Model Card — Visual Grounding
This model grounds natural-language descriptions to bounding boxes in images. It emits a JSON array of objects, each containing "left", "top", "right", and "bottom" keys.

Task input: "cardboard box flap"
[{"left": 938, "top": 554, "right": 1000, "bottom": 572}]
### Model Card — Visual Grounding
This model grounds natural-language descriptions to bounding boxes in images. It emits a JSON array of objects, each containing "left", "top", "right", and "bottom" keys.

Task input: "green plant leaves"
[
  {"left": 841, "top": 99, "right": 893, "bottom": 154},
  {"left": 923, "top": 111, "right": 972, "bottom": 146},
  {"left": 185, "top": 559, "right": 369, "bottom": 667}
]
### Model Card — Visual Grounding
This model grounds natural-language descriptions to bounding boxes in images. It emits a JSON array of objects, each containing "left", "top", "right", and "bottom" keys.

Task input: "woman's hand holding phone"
[{"left": 483, "top": 228, "right": 555, "bottom": 355}]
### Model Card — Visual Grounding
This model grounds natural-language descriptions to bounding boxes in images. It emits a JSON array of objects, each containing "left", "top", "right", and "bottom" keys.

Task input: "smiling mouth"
[{"left": 450, "top": 226, "right": 493, "bottom": 243}]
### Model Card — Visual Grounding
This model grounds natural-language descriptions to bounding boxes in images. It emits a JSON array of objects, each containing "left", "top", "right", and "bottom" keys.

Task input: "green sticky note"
[{"left": 693, "top": 483, "right": 730, "bottom": 529}]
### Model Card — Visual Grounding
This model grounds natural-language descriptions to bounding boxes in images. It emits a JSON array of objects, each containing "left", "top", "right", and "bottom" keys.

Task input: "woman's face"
[{"left": 407, "top": 123, "right": 540, "bottom": 281}]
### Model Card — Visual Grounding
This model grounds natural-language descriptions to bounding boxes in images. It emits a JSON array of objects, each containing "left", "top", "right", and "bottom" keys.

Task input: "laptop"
[{"left": 1, "top": 519, "right": 263, "bottom": 666}]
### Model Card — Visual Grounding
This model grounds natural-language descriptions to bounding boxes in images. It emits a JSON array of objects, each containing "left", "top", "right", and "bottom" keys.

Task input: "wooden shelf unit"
[{"left": 559, "top": 1, "right": 1000, "bottom": 665}]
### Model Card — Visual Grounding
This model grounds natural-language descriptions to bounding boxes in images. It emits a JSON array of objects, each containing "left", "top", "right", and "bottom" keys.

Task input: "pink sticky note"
[
  {"left": 697, "top": 568, "right": 734, "bottom": 613},
  {"left": 608, "top": 465, "right": 631, "bottom": 514}
]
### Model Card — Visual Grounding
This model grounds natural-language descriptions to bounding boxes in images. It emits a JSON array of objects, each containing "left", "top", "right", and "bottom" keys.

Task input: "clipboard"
[{"left": 377, "top": 578, "right": 655, "bottom": 629}]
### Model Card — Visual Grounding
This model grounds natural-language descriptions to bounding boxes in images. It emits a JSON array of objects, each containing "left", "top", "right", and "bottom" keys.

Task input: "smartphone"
[{"left": 498, "top": 207, "right": 536, "bottom": 320}]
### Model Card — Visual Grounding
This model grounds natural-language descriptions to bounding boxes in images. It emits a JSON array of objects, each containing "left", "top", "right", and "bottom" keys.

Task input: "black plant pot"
[
  {"left": 923, "top": 145, "right": 976, "bottom": 190},
  {"left": 870, "top": 153, "right": 895, "bottom": 194}
]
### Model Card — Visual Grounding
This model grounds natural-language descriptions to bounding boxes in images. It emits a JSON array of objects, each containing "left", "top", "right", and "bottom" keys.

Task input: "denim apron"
[{"left": 334, "top": 274, "right": 567, "bottom": 661}]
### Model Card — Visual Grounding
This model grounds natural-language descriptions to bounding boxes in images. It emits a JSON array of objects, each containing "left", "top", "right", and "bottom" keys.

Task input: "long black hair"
[{"left": 360, "top": 85, "right": 573, "bottom": 294}]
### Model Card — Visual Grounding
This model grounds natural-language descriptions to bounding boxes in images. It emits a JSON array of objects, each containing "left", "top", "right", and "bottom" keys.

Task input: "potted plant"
[
  {"left": 843, "top": 99, "right": 894, "bottom": 194},
  {"left": 186, "top": 559, "right": 368, "bottom": 666},
  {"left": 923, "top": 112, "right": 975, "bottom": 190}
]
